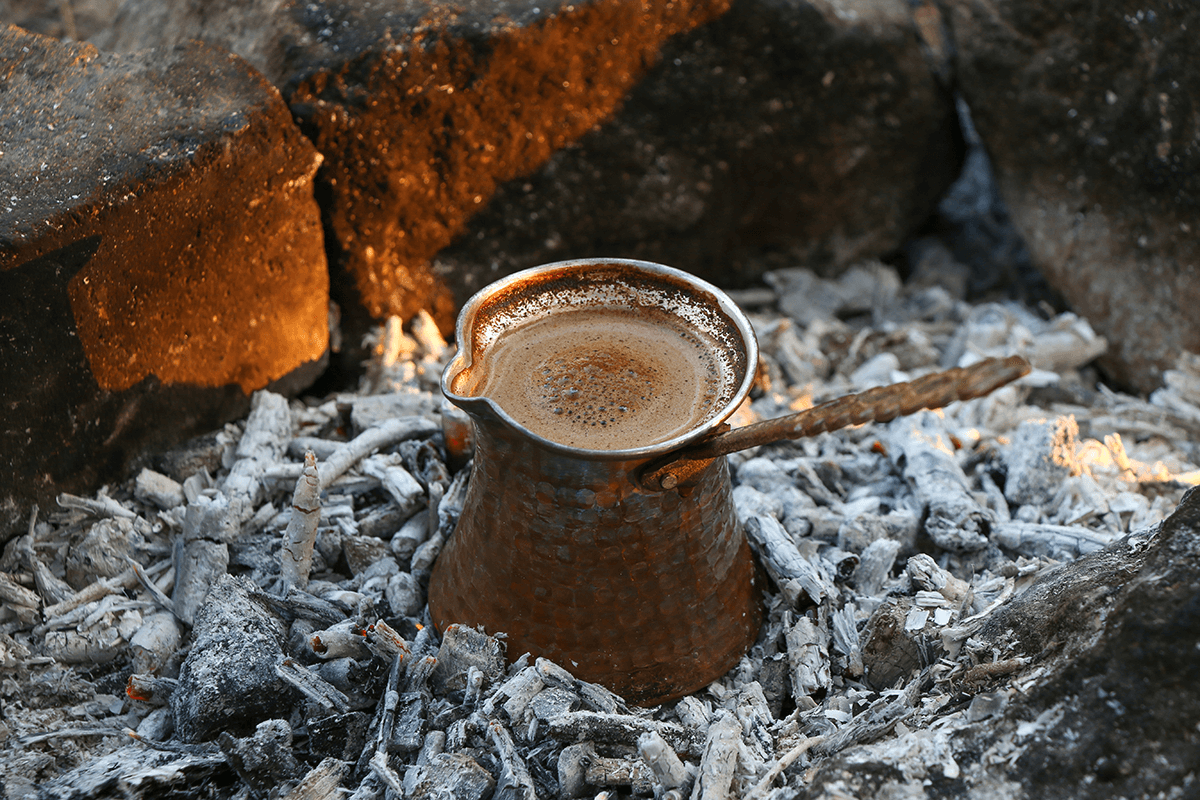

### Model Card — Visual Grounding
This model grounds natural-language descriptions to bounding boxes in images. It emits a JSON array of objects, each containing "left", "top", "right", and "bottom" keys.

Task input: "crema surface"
[{"left": 469, "top": 307, "right": 732, "bottom": 450}]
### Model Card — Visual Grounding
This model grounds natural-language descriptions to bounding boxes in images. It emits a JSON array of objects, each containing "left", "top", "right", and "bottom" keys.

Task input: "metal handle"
[{"left": 637, "top": 355, "right": 1032, "bottom": 492}]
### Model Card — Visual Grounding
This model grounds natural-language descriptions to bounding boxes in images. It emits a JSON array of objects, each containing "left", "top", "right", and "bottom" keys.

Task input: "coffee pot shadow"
[{"left": 427, "top": 258, "right": 1030, "bottom": 705}]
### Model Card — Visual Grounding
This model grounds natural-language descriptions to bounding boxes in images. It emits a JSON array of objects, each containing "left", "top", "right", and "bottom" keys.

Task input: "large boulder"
[
  {"left": 940, "top": 0, "right": 1200, "bottom": 392},
  {"left": 94, "top": 0, "right": 962, "bottom": 353},
  {"left": 0, "top": 25, "right": 328, "bottom": 538}
]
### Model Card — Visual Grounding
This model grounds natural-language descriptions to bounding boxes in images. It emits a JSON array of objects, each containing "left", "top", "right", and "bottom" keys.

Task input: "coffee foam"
[{"left": 466, "top": 306, "right": 737, "bottom": 450}]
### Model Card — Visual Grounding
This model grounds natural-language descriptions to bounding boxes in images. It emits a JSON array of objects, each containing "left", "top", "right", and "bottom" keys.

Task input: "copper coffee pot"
[{"left": 427, "top": 259, "right": 1028, "bottom": 704}]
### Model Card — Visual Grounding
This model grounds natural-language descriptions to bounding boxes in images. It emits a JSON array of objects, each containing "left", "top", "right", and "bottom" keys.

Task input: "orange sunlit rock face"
[
  {"left": 65, "top": 151, "right": 328, "bottom": 394},
  {"left": 290, "top": 0, "right": 732, "bottom": 327},
  {"left": 0, "top": 30, "right": 329, "bottom": 395}
]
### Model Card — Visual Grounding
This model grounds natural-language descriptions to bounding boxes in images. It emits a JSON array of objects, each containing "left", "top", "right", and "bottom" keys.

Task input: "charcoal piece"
[
  {"left": 136, "top": 706, "right": 175, "bottom": 741},
  {"left": 534, "top": 658, "right": 628, "bottom": 716},
  {"left": 544, "top": 711, "right": 704, "bottom": 760},
  {"left": 385, "top": 571, "right": 424, "bottom": 618},
  {"left": 786, "top": 616, "right": 831, "bottom": 702},
  {"left": 343, "top": 535, "right": 391, "bottom": 577},
  {"left": 37, "top": 747, "right": 230, "bottom": 800},
  {"left": 359, "top": 454, "right": 426, "bottom": 518},
  {"left": 65, "top": 518, "right": 144, "bottom": 588},
  {"left": 584, "top": 754, "right": 654, "bottom": 794},
  {"left": 1003, "top": 417, "right": 1082, "bottom": 507},
  {"left": 884, "top": 411, "right": 994, "bottom": 552},
  {"left": 218, "top": 719, "right": 304, "bottom": 792},
  {"left": 403, "top": 752, "right": 496, "bottom": 800},
  {"left": 488, "top": 719, "right": 537, "bottom": 800},
  {"left": 859, "top": 597, "right": 930, "bottom": 691},
  {"left": 279, "top": 658, "right": 351, "bottom": 714},
  {"left": 314, "top": 657, "right": 384, "bottom": 710},
  {"left": 389, "top": 691, "right": 427, "bottom": 753},
  {"left": 757, "top": 654, "right": 791, "bottom": 720},
  {"left": 557, "top": 741, "right": 596, "bottom": 799},
  {"left": 992, "top": 521, "right": 1111, "bottom": 561},
  {"left": 134, "top": 469, "right": 185, "bottom": 511},
  {"left": 691, "top": 710, "right": 741, "bottom": 800},
  {"left": 360, "top": 502, "right": 412, "bottom": 540},
  {"left": 171, "top": 575, "right": 297, "bottom": 742},
  {"left": 390, "top": 514, "right": 431, "bottom": 568},
  {"left": 129, "top": 611, "right": 183, "bottom": 676},
  {"left": 430, "top": 624, "right": 505, "bottom": 696},
  {"left": 852, "top": 538, "right": 902, "bottom": 597},
  {"left": 529, "top": 687, "right": 580, "bottom": 721},
  {"left": 352, "top": 395, "right": 441, "bottom": 435},
  {"left": 638, "top": 730, "right": 691, "bottom": 794},
  {"left": 744, "top": 514, "right": 831, "bottom": 606},
  {"left": 482, "top": 665, "right": 545, "bottom": 722},
  {"left": 308, "top": 711, "right": 371, "bottom": 761},
  {"left": 156, "top": 432, "right": 225, "bottom": 485}
]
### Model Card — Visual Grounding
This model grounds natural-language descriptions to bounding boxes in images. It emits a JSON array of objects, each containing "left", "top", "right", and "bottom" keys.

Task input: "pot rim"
[{"left": 442, "top": 258, "right": 759, "bottom": 462}]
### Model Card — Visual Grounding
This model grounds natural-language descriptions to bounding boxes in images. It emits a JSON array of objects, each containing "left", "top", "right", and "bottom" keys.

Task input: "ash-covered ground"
[{"left": 3, "top": 259, "right": 1200, "bottom": 800}]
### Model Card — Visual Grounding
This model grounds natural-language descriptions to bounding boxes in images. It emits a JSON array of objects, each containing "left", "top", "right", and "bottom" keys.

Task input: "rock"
[
  {"left": 940, "top": 0, "right": 1200, "bottom": 392},
  {"left": 93, "top": 0, "right": 961, "bottom": 357},
  {"left": 802, "top": 489, "right": 1200, "bottom": 799},
  {"left": 432, "top": 0, "right": 963, "bottom": 303},
  {"left": 984, "top": 487, "right": 1200, "bottom": 798},
  {"left": 0, "top": 25, "right": 328, "bottom": 540},
  {"left": 171, "top": 575, "right": 297, "bottom": 742}
]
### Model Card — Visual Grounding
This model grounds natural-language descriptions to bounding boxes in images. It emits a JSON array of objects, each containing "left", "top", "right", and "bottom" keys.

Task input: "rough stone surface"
[
  {"left": 171, "top": 575, "right": 297, "bottom": 743},
  {"left": 0, "top": 25, "right": 328, "bottom": 539},
  {"left": 802, "top": 488, "right": 1200, "bottom": 800},
  {"left": 92, "top": 0, "right": 961, "bottom": 357},
  {"left": 940, "top": 0, "right": 1200, "bottom": 392}
]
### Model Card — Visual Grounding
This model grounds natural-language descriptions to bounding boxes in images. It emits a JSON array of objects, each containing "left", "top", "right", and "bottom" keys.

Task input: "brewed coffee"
[{"left": 467, "top": 306, "right": 737, "bottom": 450}]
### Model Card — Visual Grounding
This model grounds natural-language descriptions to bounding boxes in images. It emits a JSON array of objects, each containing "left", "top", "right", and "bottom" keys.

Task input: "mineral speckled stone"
[
  {"left": 940, "top": 0, "right": 1200, "bottom": 392},
  {"left": 0, "top": 25, "right": 329, "bottom": 539}
]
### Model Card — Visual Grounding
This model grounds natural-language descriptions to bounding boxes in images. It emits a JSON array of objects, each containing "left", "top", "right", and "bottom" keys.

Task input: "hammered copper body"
[{"left": 428, "top": 259, "right": 762, "bottom": 705}]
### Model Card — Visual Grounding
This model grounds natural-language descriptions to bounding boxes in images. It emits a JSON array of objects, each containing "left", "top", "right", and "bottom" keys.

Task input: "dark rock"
[
  {"left": 801, "top": 489, "right": 1200, "bottom": 799},
  {"left": 171, "top": 575, "right": 298, "bottom": 742},
  {"left": 0, "top": 25, "right": 329, "bottom": 541},
  {"left": 940, "top": 0, "right": 1200, "bottom": 392},
  {"left": 1001, "top": 488, "right": 1200, "bottom": 798},
  {"left": 93, "top": 0, "right": 961, "bottom": 359}
]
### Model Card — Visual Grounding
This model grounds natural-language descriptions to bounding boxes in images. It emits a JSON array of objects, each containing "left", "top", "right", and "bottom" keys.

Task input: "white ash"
[{"left": 2, "top": 263, "right": 1198, "bottom": 800}]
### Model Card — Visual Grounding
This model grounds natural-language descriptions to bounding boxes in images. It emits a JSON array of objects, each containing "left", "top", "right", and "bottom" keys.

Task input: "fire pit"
[{"left": 3, "top": 257, "right": 1199, "bottom": 799}]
